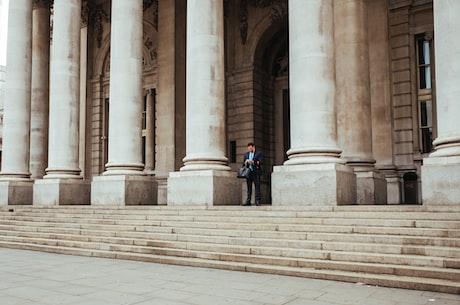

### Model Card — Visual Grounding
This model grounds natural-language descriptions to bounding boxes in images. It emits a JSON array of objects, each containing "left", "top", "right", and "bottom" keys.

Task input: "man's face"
[{"left": 248, "top": 145, "right": 255, "bottom": 152}]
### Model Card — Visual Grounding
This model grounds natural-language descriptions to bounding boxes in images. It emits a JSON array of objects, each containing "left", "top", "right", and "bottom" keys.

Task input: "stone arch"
[
  {"left": 93, "top": 20, "right": 158, "bottom": 79},
  {"left": 242, "top": 13, "right": 288, "bottom": 68}
]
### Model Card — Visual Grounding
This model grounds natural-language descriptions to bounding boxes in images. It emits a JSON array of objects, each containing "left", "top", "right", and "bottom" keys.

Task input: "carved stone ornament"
[
  {"left": 88, "top": 3, "right": 110, "bottom": 48},
  {"left": 239, "top": 0, "right": 287, "bottom": 45},
  {"left": 143, "top": 0, "right": 159, "bottom": 31},
  {"left": 33, "top": 0, "right": 51, "bottom": 10}
]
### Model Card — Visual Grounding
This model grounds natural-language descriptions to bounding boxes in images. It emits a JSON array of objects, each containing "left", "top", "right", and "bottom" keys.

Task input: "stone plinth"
[
  {"left": 156, "top": 176, "right": 168, "bottom": 205},
  {"left": 168, "top": 170, "right": 240, "bottom": 206},
  {"left": 91, "top": 175, "right": 157, "bottom": 206},
  {"left": 356, "top": 171, "right": 387, "bottom": 205},
  {"left": 0, "top": 181, "right": 33, "bottom": 205},
  {"left": 33, "top": 179, "right": 90, "bottom": 205},
  {"left": 271, "top": 163, "right": 356, "bottom": 206},
  {"left": 422, "top": 156, "right": 460, "bottom": 205}
]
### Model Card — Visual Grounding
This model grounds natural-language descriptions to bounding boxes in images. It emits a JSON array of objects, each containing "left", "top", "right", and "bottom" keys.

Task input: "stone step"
[
  {"left": 0, "top": 234, "right": 458, "bottom": 281},
  {"left": 3, "top": 205, "right": 460, "bottom": 221},
  {"left": 3, "top": 209, "right": 460, "bottom": 225},
  {"left": 1, "top": 219, "right": 459, "bottom": 253},
  {"left": 1, "top": 228, "right": 459, "bottom": 271},
  {"left": 0, "top": 241, "right": 458, "bottom": 294},
  {"left": 0, "top": 211, "right": 460, "bottom": 238},
  {"left": 0, "top": 205, "right": 459, "bottom": 294}
]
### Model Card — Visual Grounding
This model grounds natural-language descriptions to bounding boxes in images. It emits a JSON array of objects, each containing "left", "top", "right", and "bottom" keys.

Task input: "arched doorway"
[{"left": 251, "top": 17, "right": 289, "bottom": 203}]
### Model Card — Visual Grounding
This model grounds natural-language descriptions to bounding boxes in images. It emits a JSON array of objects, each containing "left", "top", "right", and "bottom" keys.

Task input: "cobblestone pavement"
[{"left": 0, "top": 248, "right": 458, "bottom": 305}]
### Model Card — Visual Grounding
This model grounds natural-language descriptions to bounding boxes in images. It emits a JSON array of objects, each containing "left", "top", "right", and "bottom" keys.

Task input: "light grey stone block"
[
  {"left": 422, "top": 156, "right": 460, "bottom": 205},
  {"left": 91, "top": 175, "right": 157, "bottom": 206},
  {"left": 168, "top": 170, "right": 240, "bottom": 206},
  {"left": 271, "top": 163, "right": 356, "bottom": 206},
  {"left": 33, "top": 179, "right": 90, "bottom": 205},
  {"left": 355, "top": 171, "right": 387, "bottom": 205},
  {"left": 0, "top": 181, "right": 33, "bottom": 205}
]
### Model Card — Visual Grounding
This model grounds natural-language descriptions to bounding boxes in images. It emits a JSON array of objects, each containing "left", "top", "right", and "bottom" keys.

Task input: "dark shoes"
[
  {"left": 255, "top": 201, "right": 260, "bottom": 206},
  {"left": 242, "top": 200, "right": 261, "bottom": 206}
]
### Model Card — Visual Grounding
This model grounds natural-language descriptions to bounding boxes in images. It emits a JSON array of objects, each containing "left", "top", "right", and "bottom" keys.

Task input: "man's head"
[{"left": 247, "top": 142, "right": 255, "bottom": 152}]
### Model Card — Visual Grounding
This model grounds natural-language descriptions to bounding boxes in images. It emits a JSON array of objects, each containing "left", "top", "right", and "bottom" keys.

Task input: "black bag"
[{"left": 237, "top": 167, "right": 250, "bottom": 179}]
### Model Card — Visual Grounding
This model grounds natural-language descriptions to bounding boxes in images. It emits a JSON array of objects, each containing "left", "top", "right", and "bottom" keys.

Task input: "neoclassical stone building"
[{"left": 0, "top": 0, "right": 459, "bottom": 207}]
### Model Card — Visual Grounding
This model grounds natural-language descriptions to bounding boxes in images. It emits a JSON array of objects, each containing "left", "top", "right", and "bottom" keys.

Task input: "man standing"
[{"left": 242, "top": 142, "right": 262, "bottom": 206}]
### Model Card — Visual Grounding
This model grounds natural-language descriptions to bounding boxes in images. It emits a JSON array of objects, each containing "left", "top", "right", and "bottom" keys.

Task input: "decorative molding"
[
  {"left": 143, "top": 0, "right": 158, "bottom": 31},
  {"left": 81, "top": 0, "right": 89, "bottom": 27},
  {"left": 33, "top": 0, "right": 51, "bottom": 10},
  {"left": 239, "top": 0, "right": 249, "bottom": 44},
  {"left": 239, "top": 0, "right": 287, "bottom": 45},
  {"left": 88, "top": 3, "right": 110, "bottom": 48}
]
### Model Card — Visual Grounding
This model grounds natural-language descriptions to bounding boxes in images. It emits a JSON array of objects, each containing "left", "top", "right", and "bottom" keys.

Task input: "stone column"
[
  {"left": 156, "top": 0, "right": 186, "bottom": 205},
  {"left": 91, "top": 0, "right": 156, "bottom": 205},
  {"left": 272, "top": 0, "right": 356, "bottom": 206},
  {"left": 335, "top": 0, "right": 386, "bottom": 204},
  {"left": 0, "top": 0, "right": 33, "bottom": 205},
  {"left": 30, "top": 0, "right": 50, "bottom": 179},
  {"left": 368, "top": 0, "right": 400, "bottom": 204},
  {"left": 167, "top": 0, "right": 240, "bottom": 205},
  {"left": 144, "top": 89, "right": 155, "bottom": 173},
  {"left": 33, "top": 0, "right": 90, "bottom": 205},
  {"left": 422, "top": 0, "right": 460, "bottom": 205}
]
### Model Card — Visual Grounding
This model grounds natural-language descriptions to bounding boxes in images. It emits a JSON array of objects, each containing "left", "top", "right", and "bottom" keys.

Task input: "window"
[{"left": 415, "top": 35, "right": 434, "bottom": 154}]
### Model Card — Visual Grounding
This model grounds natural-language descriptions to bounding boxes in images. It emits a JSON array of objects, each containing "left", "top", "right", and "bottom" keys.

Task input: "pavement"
[{"left": 0, "top": 248, "right": 458, "bottom": 305}]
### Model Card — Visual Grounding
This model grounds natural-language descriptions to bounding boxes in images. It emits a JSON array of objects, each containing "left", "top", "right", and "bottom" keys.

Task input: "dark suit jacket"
[{"left": 243, "top": 150, "right": 263, "bottom": 171}]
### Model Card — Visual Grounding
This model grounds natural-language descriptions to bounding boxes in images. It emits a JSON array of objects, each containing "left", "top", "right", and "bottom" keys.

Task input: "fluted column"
[
  {"left": 0, "top": 0, "right": 33, "bottom": 205},
  {"left": 335, "top": 0, "right": 387, "bottom": 204},
  {"left": 91, "top": 0, "right": 157, "bottom": 206},
  {"left": 0, "top": 0, "right": 33, "bottom": 180},
  {"left": 271, "top": 0, "right": 356, "bottom": 206},
  {"left": 45, "top": 0, "right": 82, "bottom": 179},
  {"left": 422, "top": 0, "right": 460, "bottom": 205},
  {"left": 167, "top": 0, "right": 240, "bottom": 206},
  {"left": 285, "top": 0, "right": 342, "bottom": 165},
  {"left": 30, "top": 0, "right": 50, "bottom": 179}
]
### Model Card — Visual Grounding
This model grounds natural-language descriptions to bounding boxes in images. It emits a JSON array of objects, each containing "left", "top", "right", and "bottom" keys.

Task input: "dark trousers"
[{"left": 246, "top": 169, "right": 261, "bottom": 204}]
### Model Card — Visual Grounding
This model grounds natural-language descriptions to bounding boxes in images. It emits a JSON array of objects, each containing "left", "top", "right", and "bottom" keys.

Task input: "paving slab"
[{"left": 0, "top": 248, "right": 458, "bottom": 305}]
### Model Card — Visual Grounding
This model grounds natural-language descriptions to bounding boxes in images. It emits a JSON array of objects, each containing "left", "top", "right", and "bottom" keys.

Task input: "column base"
[
  {"left": 385, "top": 176, "right": 402, "bottom": 204},
  {"left": 422, "top": 156, "right": 460, "bottom": 205},
  {"left": 271, "top": 163, "right": 356, "bottom": 206},
  {"left": 0, "top": 181, "right": 33, "bottom": 205},
  {"left": 168, "top": 170, "right": 240, "bottom": 206},
  {"left": 91, "top": 175, "right": 157, "bottom": 206},
  {"left": 355, "top": 171, "right": 388, "bottom": 205},
  {"left": 33, "top": 179, "right": 90, "bottom": 205},
  {"left": 156, "top": 176, "right": 168, "bottom": 205}
]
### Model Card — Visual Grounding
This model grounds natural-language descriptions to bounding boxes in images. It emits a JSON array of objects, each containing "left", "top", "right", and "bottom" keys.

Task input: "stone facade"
[{"left": 0, "top": 0, "right": 459, "bottom": 206}]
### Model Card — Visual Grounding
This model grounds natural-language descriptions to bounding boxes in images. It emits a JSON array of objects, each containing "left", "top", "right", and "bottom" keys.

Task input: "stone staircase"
[{"left": 0, "top": 204, "right": 459, "bottom": 294}]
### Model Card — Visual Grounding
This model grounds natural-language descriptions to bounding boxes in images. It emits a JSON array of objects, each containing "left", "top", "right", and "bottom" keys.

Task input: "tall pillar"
[
  {"left": 91, "top": 0, "right": 156, "bottom": 206},
  {"left": 156, "top": 0, "right": 186, "bottom": 205},
  {"left": 0, "top": 0, "right": 33, "bottom": 205},
  {"left": 30, "top": 0, "right": 50, "bottom": 179},
  {"left": 368, "top": 0, "right": 399, "bottom": 204},
  {"left": 33, "top": 0, "right": 90, "bottom": 205},
  {"left": 335, "top": 0, "right": 386, "bottom": 204},
  {"left": 144, "top": 89, "right": 155, "bottom": 173},
  {"left": 272, "top": 0, "right": 356, "bottom": 206},
  {"left": 422, "top": 0, "right": 460, "bottom": 205},
  {"left": 167, "top": 0, "right": 240, "bottom": 206}
]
